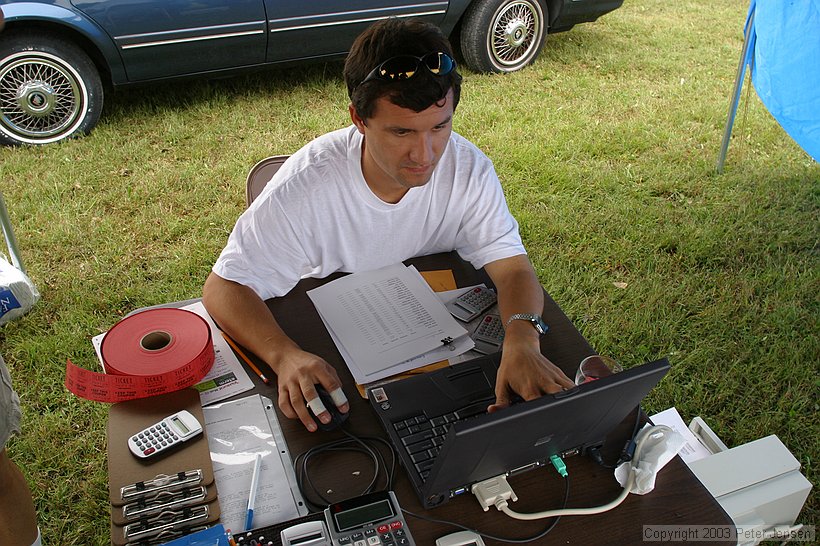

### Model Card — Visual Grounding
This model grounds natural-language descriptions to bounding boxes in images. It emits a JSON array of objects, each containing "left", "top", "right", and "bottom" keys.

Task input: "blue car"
[{"left": 0, "top": 0, "right": 623, "bottom": 146}]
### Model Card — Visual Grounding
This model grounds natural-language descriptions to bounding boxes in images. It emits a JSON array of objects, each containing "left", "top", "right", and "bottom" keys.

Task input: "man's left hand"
[{"left": 488, "top": 333, "right": 574, "bottom": 412}]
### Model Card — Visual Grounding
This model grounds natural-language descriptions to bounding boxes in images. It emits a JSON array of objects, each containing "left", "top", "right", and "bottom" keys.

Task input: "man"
[
  {"left": 0, "top": 354, "right": 40, "bottom": 546},
  {"left": 203, "top": 18, "right": 574, "bottom": 432}
]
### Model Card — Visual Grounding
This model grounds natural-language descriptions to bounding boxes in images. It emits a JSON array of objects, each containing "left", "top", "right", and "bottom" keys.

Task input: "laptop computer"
[{"left": 368, "top": 354, "right": 670, "bottom": 508}]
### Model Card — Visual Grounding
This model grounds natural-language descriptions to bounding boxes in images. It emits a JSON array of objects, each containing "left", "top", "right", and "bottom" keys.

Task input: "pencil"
[{"left": 221, "top": 332, "right": 270, "bottom": 384}]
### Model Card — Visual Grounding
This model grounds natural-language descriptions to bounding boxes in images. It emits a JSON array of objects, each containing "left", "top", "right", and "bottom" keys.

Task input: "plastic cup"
[{"left": 575, "top": 355, "right": 623, "bottom": 385}]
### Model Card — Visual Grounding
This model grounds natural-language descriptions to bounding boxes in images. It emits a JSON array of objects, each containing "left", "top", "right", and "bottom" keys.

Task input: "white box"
[{"left": 687, "top": 429, "right": 812, "bottom": 546}]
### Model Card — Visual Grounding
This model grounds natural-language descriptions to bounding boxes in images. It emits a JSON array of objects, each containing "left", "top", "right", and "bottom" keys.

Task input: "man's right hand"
[
  {"left": 272, "top": 347, "right": 349, "bottom": 432},
  {"left": 202, "top": 272, "right": 350, "bottom": 433}
]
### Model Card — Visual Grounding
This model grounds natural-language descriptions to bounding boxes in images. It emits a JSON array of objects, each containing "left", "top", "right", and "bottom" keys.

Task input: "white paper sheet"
[
  {"left": 308, "top": 263, "right": 471, "bottom": 382},
  {"left": 342, "top": 284, "right": 503, "bottom": 386},
  {"left": 203, "top": 394, "right": 306, "bottom": 533},
  {"left": 336, "top": 324, "right": 474, "bottom": 384},
  {"left": 649, "top": 407, "right": 714, "bottom": 464}
]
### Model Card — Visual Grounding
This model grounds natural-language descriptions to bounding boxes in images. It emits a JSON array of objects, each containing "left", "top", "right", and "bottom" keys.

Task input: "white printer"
[{"left": 685, "top": 419, "right": 812, "bottom": 546}]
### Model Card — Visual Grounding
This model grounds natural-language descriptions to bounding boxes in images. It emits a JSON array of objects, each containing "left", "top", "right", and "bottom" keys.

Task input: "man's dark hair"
[{"left": 344, "top": 18, "right": 462, "bottom": 120}]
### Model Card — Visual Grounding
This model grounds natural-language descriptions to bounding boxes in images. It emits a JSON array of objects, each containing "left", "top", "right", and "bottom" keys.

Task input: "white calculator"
[{"left": 127, "top": 410, "right": 203, "bottom": 459}]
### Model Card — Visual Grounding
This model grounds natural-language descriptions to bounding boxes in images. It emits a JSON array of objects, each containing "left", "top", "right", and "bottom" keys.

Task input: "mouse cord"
[
  {"left": 402, "top": 469, "right": 570, "bottom": 544},
  {"left": 338, "top": 429, "right": 396, "bottom": 492},
  {"left": 294, "top": 428, "right": 396, "bottom": 509}
]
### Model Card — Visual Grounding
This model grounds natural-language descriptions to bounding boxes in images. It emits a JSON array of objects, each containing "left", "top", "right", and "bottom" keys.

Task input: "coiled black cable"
[{"left": 294, "top": 427, "right": 396, "bottom": 509}]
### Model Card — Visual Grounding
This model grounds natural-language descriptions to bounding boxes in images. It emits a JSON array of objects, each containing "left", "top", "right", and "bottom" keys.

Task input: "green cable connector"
[{"left": 550, "top": 454, "right": 568, "bottom": 478}]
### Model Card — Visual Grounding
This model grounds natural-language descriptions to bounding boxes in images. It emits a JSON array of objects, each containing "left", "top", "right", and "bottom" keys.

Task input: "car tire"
[
  {"left": 0, "top": 31, "right": 103, "bottom": 146},
  {"left": 460, "top": 0, "right": 549, "bottom": 73}
]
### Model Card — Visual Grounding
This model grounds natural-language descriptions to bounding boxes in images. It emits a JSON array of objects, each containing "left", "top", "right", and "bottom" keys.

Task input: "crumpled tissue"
[
  {"left": 615, "top": 424, "right": 685, "bottom": 495},
  {"left": 0, "top": 255, "right": 40, "bottom": 326}
]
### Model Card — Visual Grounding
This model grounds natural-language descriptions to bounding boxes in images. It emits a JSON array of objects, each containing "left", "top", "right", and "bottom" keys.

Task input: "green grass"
[{"left": 1, "top": 1, "right": 817, "bottom": 543}]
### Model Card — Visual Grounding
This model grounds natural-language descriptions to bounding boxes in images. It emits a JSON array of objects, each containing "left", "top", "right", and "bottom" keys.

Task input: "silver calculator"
[
  {"left": 472, "top": 314, "right": 505, "bottom": 354},
  {"left": 324, "top": 491, "right": 414, "bottom": 545},
  {"left": 445, "top": 286, "right": 497, "bottom": 322}
]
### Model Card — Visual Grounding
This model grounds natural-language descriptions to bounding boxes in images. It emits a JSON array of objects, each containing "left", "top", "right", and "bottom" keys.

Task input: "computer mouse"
[{"left": 307, "top": 385, "right": 349, "bottom": 432}]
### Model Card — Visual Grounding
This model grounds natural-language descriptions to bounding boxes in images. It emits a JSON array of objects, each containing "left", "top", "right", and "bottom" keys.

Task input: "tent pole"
[
  {"left": 0, "top": 192, "right": 26, "bottom": 273},
  {"left": 716, "top": 9, "right": 755, "bottom": 174}
]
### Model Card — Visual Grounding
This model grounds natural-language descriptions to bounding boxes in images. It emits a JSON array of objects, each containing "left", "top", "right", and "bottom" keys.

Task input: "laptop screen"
[
  {"left": 369, "top": 356, "right": 670, "bottom": 508},
  {"left": 424, "top": 358, "right": 670, "bottom": 503}
]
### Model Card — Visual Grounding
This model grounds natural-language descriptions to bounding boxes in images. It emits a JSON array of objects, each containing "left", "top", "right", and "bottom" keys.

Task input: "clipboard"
[
  {"left": 202, "top": 394, "right": 308, "bottom": 532},
  {"left": 107, "top": 388, "right": 220, "bottom": 544}
]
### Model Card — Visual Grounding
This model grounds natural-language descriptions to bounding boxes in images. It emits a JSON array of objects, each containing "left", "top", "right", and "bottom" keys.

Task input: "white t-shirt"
[{"left": 213, "top": 126, "right": 526, "bottom": 300}]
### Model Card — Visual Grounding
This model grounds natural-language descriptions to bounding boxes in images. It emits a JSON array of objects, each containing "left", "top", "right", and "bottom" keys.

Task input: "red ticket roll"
[{"left": 65, "top": 308, "right": 215, "bottom": 403}]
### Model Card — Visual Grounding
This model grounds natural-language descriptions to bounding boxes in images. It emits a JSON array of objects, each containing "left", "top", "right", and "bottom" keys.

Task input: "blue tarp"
[{"left": 746, "top": 0, "right": 820, "bottom": 162}]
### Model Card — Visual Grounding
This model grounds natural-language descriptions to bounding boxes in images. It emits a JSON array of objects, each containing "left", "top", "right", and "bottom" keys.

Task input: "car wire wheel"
[
  {"left": 0, "top": 51, "right": 87, "bottom": 144},
  {"left": 460, "top": 0, "right": 548, "bottom": 73},
  {"left": 0, "top": 32, "right": 103, "bottom": 146},
  {"left": 490, "top": 1, "right": 543, "bottom": 68}
]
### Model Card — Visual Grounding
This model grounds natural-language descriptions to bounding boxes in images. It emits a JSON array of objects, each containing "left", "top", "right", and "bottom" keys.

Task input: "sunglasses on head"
[{"left": 357, "top": 51, "right": 457, "bottom": 88}]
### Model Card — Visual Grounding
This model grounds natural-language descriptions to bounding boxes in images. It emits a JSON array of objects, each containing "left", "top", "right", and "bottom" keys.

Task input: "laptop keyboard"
[{"left": 392, "top": 400, "right": 490, "bottom": 481}]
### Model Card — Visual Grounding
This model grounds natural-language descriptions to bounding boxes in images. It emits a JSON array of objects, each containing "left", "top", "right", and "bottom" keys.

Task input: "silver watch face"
[
  {"left": 531, "top": 315, "right": 548, "bottom": 334},
  {"left": 508, "top": 313, "right": 548, "bottom": 335}
]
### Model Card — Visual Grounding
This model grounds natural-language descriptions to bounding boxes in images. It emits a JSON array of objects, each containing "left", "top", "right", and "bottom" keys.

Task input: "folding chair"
[{"left": 245, "top": 155, "right": 290, "bottom": 208}]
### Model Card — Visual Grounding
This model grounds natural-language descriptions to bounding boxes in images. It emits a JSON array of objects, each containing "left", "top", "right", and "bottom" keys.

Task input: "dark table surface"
[{"left": 234, "top": 252, "right": 734, "bottom": 545}]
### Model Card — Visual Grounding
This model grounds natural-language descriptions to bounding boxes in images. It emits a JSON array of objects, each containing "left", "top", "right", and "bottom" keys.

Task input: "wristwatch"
[{"left": 506, "top": 313, "right": 549, "bottom": 335}]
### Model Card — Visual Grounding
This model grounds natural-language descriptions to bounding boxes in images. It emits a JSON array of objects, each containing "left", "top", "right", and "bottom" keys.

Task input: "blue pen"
[{"left": 245, "top": 453, "right": 262, "bottom": 531}]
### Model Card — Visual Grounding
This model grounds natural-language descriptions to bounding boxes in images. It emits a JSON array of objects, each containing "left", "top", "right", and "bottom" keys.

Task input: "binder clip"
[{"left": 441, "top": 336, "right": 455, "bottom": 351}]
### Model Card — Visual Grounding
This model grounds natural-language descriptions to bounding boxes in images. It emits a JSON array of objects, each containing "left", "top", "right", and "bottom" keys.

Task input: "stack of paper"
[{"left": 307, "top": 263, "right": 474, "bottom": 384}]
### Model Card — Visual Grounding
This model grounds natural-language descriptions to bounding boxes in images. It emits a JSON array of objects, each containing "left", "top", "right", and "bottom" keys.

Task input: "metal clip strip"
[
  {"left": 122, "top": 486, "right": 207, "bottom": 520},
  {"left": 127, "top": 524, "right": 211, "bottom": 545},
  {"left": 120, "top": 469, "right": 203, "bottom": 501},
  {"left": 123, "top": 505, "right": 210, "bottom": 541}
]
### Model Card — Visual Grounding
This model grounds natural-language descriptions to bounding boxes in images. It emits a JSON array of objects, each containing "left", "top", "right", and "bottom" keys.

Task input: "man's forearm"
[
  {"left": 202, "top": 272, "right": 299, "bottom": 374},
  {"left": 203, "top": 272, "right": 349, "bottom": 430},
  {"left": 485, "top": 255, "right": 544, "bottom": 320},
  {"left": 484, "top": 255, "right": 574, "bottom": 403},
  {"left": 484, "top": 255, "right": 545, "bottom": 347}
]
